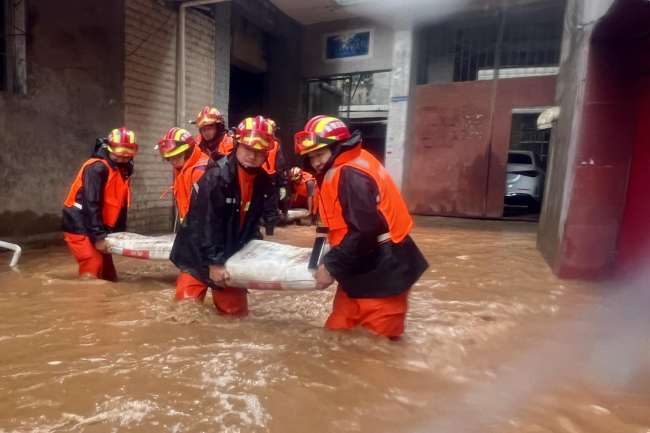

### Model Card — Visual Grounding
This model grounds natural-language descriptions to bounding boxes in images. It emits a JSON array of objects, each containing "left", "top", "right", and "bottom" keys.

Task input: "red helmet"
[
  {"left": 156, "top": 127, "right": 195, "bottom": 158},
  {"left": 267, "top": 118, "right": 278, "bottom": 137},
  {"left": 289, "top": 167, "right": 302, "bottom": 182},
  {"left": 107, "top": 127, "right": 138, "bottom": 157},
  {"left": 194, "top": 106, "right": 225, "bottom": 129},
  {"left": 294, "top": 115, "right": 351, "bottom": 156},
  {"left": 236, "top": 116, "right": 275, "bottom": 151}
]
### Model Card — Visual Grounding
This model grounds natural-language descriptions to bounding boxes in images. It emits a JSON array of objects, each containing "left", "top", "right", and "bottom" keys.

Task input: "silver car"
[{"left": 504, "top": 151, "right": 545, "bottom": 211}]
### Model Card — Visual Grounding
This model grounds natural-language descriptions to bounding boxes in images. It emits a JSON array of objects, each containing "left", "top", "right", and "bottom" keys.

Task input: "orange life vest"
[
  {"left": 262, "top": 139, "right": 280, "bottom": 175},
  {"left": 173, "top": 147, "right": 209, "bottom": 222},
  {"left": 319, "top": 146, "right": 412, "bottom": 247},
  {"left": 63, "top": 158, "right": 131, "bottom": 228}
]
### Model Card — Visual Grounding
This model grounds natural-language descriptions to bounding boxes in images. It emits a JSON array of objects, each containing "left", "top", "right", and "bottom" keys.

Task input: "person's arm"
[
  {"left": 82, "top": 161, "right": 110, "bottom": 242},
  {"left": 322, "top": 167, "right": 388, "bottom": 280}
]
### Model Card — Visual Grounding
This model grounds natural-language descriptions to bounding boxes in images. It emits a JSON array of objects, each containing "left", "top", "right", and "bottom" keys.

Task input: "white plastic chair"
[{"left": 0, "top": 241, "right": 22, "bottom": 268}]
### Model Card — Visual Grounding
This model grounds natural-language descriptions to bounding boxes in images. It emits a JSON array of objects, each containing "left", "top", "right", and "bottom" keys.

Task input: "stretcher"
[
  {"left": 105, "top": 233, "right": 318, "bottom": 290},
  {"left": 287, "top": 208, "right": 310, "bottom": 221}
]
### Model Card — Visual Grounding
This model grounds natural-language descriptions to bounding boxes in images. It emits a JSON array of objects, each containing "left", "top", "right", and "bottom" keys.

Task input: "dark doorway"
[
  {"left": 228, "top": 65, "right": 265, "bottom": 127},
  {"left": 349, "top": 121, "right": 386, "bottom": 164}
]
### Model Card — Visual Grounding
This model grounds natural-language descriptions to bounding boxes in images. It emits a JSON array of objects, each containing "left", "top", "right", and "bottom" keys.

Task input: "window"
[
  {"left": 417, "top": 0, "right": 566, "bottom": 84},
  {"left": 306, "top": 71, "right": 391, "bottom": 121},
  {"left": 508, "top": 153, "right": 533, "bottom": 165},
  {"left": 510, "top": 113, "right": 551, "bottom": 168}
]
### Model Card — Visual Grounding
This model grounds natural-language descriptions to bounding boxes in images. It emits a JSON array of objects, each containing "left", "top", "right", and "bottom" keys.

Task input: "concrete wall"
[
  {"left": 537, "top": 0, "right": 587, "bottom": 273},
  {"left": 384, "top": 30, "right": 415, "bottom": 190},
  {"left": 0, "top": 0, "right": 124, "bottom": 238},
  {"left": 537, "top": 0, "right": 649, "bottom": 278},
  {"left": 125, "top": 0, "right": 218, "bottom": 233},
  {"left": 231, "top": 12, "right": 267, "bottom": 73},
  {"left": 301, "top": 18, "right": 394, "bottom": 78},
  {"left": 404, "top": 76, "right": 556, "bottom": 217}
]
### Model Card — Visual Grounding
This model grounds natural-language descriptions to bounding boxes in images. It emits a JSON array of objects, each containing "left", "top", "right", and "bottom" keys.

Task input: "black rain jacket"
[
  {"left": 61, "top": 148, "right": 132, "bottom": 242},
  {"left": 317, "top": 140, "right": 429, "bottom": 298},
  {"left": 170, "top": 152, "right": 274, "bottom": 285}
]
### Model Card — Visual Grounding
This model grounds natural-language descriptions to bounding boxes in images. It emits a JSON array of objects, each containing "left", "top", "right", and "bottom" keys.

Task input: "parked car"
[{"left": 504, "top": 150, "right": 545, "bottom": 211}]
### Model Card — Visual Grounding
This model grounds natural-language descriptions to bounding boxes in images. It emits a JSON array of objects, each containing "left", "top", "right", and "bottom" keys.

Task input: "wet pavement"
[{"left": 0, "top": 217, "right": 648, "bottom": 433}]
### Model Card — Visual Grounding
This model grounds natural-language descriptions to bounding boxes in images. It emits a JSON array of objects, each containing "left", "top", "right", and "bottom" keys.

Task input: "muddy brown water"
[{"left": 0, "top": 217, "right": 648, "bottom": 433}]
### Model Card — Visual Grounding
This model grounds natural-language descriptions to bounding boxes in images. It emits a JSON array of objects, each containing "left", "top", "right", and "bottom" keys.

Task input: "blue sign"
[{"left": 325, "top": 30, "right": 372, "bottom": 60}]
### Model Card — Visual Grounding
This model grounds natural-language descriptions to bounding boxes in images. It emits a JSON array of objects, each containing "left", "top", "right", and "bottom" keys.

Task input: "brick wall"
[
  {"left": 124, "top": 0, "right": 219, "bottom": 233},
  {"left": 185, "top": 9, "right": 216, "bottom": 126},
  {"left": 213, "top": 2, "right": 231, "bottom": 125}
]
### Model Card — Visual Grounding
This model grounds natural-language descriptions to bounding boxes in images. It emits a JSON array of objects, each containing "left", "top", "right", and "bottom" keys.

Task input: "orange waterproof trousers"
[
  {"left": 63, "top": 232, "right": 117, "bottom": 281},
  {"left": 175, "top": 272, "right": 248, "bottom": 316},
  {"left": 325, "top": 287, "right": 409, "bottom": 338}
]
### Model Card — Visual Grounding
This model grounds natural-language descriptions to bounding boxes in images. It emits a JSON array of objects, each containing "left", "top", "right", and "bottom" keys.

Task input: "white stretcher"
[
  {"left": 286, "top": 208, "right": 310, "bottom": 221},
  {"left": 105, "top": 233, "right": 317, "bottom": 290}
]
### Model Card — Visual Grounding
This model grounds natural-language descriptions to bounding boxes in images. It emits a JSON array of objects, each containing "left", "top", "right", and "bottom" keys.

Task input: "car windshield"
[{"left": 508, "top": 153, "right": 532, "bottom": 164}]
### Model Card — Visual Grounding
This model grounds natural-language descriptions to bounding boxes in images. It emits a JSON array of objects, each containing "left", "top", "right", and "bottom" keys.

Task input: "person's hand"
[
  {"left": 314, "top": 264, "right": 334, "bottom": 290},
  {"left": 95, "top": 239, "right": 108, "bottom": 253},
  {"left": 209, "top": 265, "right": 230, "bottom": 286},
  {"left": 279, "top": 187, "right": 287, "bottom": 200}
]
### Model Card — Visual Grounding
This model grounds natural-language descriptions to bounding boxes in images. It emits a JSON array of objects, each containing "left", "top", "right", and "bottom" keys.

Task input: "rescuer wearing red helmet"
[
  {"left": 157, "top": 127, "right": 215, "bottom": 304},
  {"left": 193, "top": 106, "right": 234, "bottom": 160},
  {"left": 62, "top": 127, "right": 138, "bottom": 281},
  {"left": 294, "top": 115, "right": 428, "bottom": 338},
  {"left": 170, "top": 116, "right": 276, "bottom": 316},
  {"left": 288, "top": 166, "right": 318, "bottom": 222},
  {"left": 156, "top": 127, "right": 210, "bottom": 224},
  {"left": 215, "top": 115, "right": 285, "bottom": 235}
]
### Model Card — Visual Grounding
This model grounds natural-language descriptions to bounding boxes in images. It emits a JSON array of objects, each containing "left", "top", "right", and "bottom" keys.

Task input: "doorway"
[
  {"left": 228, "top": 65, "right": 265, "bottom": 127},
  {"left": 503, "top": 109, "right": 551, "bottom": 220}
]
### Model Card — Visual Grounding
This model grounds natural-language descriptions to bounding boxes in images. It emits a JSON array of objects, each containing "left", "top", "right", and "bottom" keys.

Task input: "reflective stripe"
[
  {"left": 73, "top": 202, "right": 83, "bottom": 210},
  {"left": 377, "top": 232, "right": 391, "bottom": 243}
]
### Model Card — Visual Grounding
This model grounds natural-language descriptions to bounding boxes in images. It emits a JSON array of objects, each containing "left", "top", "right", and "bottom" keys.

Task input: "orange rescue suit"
[
  {"left": 173, "top": 147, "right": 209, "bottom": 222},
  {"left": 318, "top": 147, "right": 413, "bottom": 247},
  {"left": 63, "top": 158, "right": 131, "bottom": 228}
]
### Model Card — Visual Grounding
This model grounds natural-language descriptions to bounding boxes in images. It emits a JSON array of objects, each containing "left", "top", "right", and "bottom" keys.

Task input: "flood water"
[{"left": 1, "top": 217, "right": 648, "bottom": 433}]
